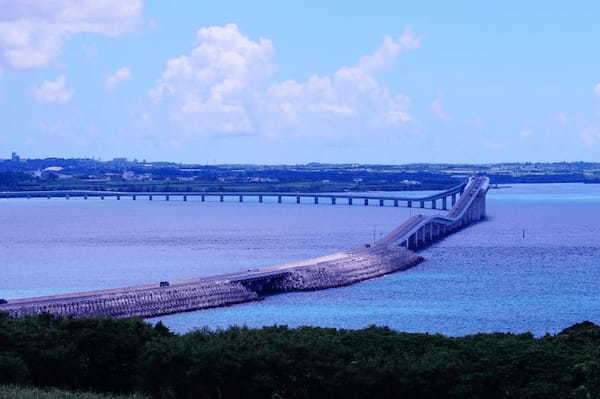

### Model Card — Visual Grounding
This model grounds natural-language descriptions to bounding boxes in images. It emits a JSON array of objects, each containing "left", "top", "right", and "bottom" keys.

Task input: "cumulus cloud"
[
  {"left": 105, "top": 66, "right": 131, "bottom": 89},
  {"left": 482, "top": 139, "right": 506, "bottom": 150},
  {"left": 34, "top": 75, "right": 73, "bottom": 103},
  {"left": 520, "top": 129, "right": 533, "bottom": 137},
  {"left": 557, "top": 112, "right": 568, "bottom": 126},
  {"left": 356, "top": 28, "right": 420, "bottom": 72},
  {"left": 580, "top": 128, "right": 600, "bottom": 146},
  {"left": 0, "top": 0, "right": 142, "bottom": 69},
  {"left": 149, "top": 24, "right": 419, "bottom": 139},
  {"left": 150, "top": 23, "right": 275, "bottom": 134}
]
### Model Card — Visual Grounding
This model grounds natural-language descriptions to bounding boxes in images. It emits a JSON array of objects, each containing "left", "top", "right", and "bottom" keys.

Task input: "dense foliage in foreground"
[
  {"left": 0, "top": 385, "right": 147, "bottom": 399},
  {"left": 1, "top": 314, "right": 600, "bottom": 398}
]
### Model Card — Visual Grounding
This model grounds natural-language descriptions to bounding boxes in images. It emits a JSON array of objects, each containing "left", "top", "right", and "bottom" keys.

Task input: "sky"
[{"left": 1, "top": 1, "right": 600, "bottom": 164}]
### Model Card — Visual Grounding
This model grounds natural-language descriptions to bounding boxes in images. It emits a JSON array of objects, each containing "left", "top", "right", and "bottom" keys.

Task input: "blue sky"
[{"left": 1, "top": 1, "right": 600, "bottom": 164}]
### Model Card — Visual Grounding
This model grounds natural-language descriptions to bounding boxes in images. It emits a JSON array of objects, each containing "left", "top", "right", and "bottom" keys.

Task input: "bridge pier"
[
  {"left": 149, "top": 195, "right": 152, "bottom": 201},
  {"left": 332, "top": 197, "right": 336, "bottom": 205},
  {"left": 239, "top": 195, "right": 243, "bottom": 202},
  {"left": 408, "top": 200, "right": 412, "bottom": 208},
  {"left": 259, "top": 195, "right": 263, "bottom": 203},
  {"left": 220, "top": 195, "right": 224, "bottom": 202},
  {"left": 84, "top": 195, "right": 87, "bottom": 200},
  {"left": 314, "top": 197, "right": 318, "bottom": 204},
  {"left": 278, "top": 195, "right": 282, "bottom": 203},
  {"left": 431, "top": 199, "right": 436, "bottom": 209},
  {"left": 443, "top": 197, "right": 447, "bottom": 210},
  {"left": 133, "top": 195, "right": 136, "bottom": 201},
  {"left": 348, "top": 198, "right": 353, "bottom": 205},
  {"left": 296, "top": 196, "right": 300, "bottom": 204},
  {"left": 101, "top": 196, "right": 104, "bottom": 200},
  {"left": 364, "top": 198, "right": 369, "bottom": 206},
  {"left": 407, "top": 234, "right": 414, "bottom": 250},
  {"left": 183, "top": 195, "right": 187, "bottom": 202},
  {"left": 379, "top": 199, "right": 384, "bottom": 207},
  {"left": 481, "top": 194, "right": 486, "bottom": 218},
  {"left": 420, "top": 201, "right": 425, "bottom": 208},
  {"left": 452, "top": 194, "right": 456, "bottom": 206},
  {"left": 166, "top": 195, "right": 169, "bottom": 201},
  {"left": 394, "top": 199, "right": 398, "bottom": 207},
  {"left": 201, "top": 195, "right": 205, "bottom": 202}
]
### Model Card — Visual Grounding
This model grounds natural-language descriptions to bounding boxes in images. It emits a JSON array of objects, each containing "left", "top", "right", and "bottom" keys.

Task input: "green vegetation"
[
  {"left": 0, "top": 385, "right": 147, "bottom": 399},
  {"left": 5, "top": 156, "right": 600, "bottom": 193},
  {"left": 2, "top": 313, "right": 600, "bottom": 398}
]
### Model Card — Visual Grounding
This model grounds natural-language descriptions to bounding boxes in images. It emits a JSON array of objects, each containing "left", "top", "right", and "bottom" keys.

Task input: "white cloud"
[
  {"left": 580, "top": 128, "right": 600, "bottom": 146},
  {"left": 356, "top": 28, "right": 420, "bottom": 72},
  {"left": 482, "top": 139, "right": 506, "bottom": 150},
  {"left": 105, "top": 66, "right": 131, "bottom": 89},
  {"left": 520, "top": 129, "right": 533, "bottom": 137},
  {"left": 467, "top": 117, "right": 484, "bottom": 130},
  {"left": 34, "top": 75, "right": 73, "bottom": 103},
  {"left": 431, "top": 93, "right": 449, "bottom": 120},
  {"left": 0, "top": 0, "right": 142, "bottom": 69},
  {"left": 149, "top": 24, "right": 419, "bottom": 139},
  {"left": 595, "top": 83, "right": 600, "bottom": 97},
  {"left": 557, "top": 112, "right": 568, "bottom": 126}
]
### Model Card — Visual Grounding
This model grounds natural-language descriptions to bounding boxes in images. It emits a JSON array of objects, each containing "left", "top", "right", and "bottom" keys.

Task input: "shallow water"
[{"left": 2, "top": 184, "right": 600, "bottom": 336}]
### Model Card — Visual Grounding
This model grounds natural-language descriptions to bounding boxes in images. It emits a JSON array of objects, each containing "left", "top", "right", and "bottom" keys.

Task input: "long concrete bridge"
[
  {"left": 0, "top": 183, "right": 466, "bottom": 210},
  {"left": 0, "top": 176, "right": 489, "bottom": 319}
]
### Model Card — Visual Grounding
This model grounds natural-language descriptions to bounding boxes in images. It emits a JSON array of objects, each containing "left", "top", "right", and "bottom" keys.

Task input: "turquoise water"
[
  {"left": 2, "top": 183, "right": 600, "bottom": 336},
  {"left": 150, "top": 183, "right": 600, "bottom": 336}
]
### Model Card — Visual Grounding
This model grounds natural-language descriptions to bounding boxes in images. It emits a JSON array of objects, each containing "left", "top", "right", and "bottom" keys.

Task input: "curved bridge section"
[
  {"left": 0, "top": 176, "right": 489, "bottom": 319},
  {"left": 374, "top": 176, "right": 489, "bottom": 250}
]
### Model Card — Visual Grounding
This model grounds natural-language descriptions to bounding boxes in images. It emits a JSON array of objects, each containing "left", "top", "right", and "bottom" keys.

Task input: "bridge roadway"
[
  {"left": 0, "top": 183, "right": 466, "bottom": 210},
  {"left": 0, "top": 176, "right": 489, "bottom": 319},
  {"left": 374, "top": 176, "right": 489, "bottom": 250}
]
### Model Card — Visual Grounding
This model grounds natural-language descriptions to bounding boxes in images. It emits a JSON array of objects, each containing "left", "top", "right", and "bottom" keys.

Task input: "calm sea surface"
[{"left": 2, "top": 184, "right": 600, "bottom": 336}]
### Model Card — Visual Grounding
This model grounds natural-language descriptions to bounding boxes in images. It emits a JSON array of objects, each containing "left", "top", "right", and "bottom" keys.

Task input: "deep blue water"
[{"left": 2, "top": 184, "right": 600, "bottom": 336}]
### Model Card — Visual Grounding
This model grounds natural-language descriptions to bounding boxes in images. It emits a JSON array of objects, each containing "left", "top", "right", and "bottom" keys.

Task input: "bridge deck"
[{"left": 0, "top": 183, "right": 466, "bottom": 202}]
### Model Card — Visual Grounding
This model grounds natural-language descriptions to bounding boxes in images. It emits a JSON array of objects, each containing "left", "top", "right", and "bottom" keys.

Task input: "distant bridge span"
[
  {"left": 0, "top": 176, "right": 490, "bottom": 319},
  {"left": 0, "top": 183, "right": 467, "bottom": 210}
]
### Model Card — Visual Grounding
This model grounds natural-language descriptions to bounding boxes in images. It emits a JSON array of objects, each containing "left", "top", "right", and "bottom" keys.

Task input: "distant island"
[{"left": 1, "top": 152, "right": 600, "bottom": 193}]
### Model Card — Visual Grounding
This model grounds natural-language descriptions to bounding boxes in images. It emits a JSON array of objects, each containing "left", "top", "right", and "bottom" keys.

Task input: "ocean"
[{"left": 2, "top": 183, "right": 599, "bottom": 336}]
